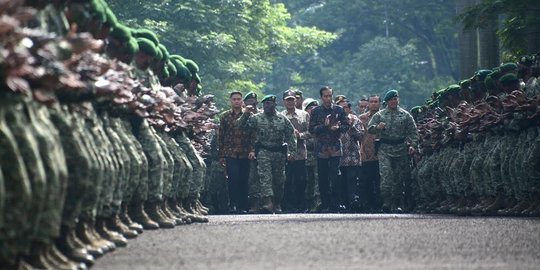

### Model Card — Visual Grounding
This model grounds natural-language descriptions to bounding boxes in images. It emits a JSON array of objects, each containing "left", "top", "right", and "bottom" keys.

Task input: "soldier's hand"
[
  {"left": 219, "top": 157, "right": 226, "bottom": 167},
  {"left": 376, "top": 122, "right": 386, "bottom": 130},
  {"left": 287, "top": 154, "right": 294, "bottom": 161},
  {"left": 248, "top": 151, "right": 256, "bottom": 160},
  {"left": 294, "top": 130, "right": 300, "bottom": 138},
  {"left": 408, "top": 146, "right": 416, "bottom": 156}
]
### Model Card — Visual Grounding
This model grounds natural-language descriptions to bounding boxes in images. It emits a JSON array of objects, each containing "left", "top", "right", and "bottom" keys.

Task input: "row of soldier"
[
  {"left": 411, "top": 56, "right": 540, "bottom": 216},
  {"left": 1, "top": 0, "right": 217, "bottom": 269}
]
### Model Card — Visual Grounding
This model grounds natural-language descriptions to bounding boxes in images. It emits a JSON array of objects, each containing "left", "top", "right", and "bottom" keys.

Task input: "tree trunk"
[
  {"left": 525, "top": 3, "right": 540, "bottom": 54},
  {"left": 477, "top": 20, "right": 499, "bottom": 69},
  {"left": 455, "top": 0, "right": 478, "bottom": 79}
]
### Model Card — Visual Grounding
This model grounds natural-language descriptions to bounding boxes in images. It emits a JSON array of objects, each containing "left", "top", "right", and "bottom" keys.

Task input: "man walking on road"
[
  {"left": 238, "top": 95, "right": 296, "bottom": 213},
  {"left": 308, "top": 87, "right": 350, "bottom": 212},
  {"left": 367, "top": 90, "right": 418, "bottom": 213}
]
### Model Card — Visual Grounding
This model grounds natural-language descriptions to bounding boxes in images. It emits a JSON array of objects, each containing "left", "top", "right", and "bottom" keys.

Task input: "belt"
[
  {"left": 379, "top": 138, "right": 405, "bottom": 145},
  {"left": 257, "top": 144, "right": 283, "bottom": 152}
]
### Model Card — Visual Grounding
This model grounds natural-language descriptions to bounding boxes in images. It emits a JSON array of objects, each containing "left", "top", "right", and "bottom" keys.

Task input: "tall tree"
[
  {"left": 106, "top": 0, "right": 336, "bottom": 108},
  {"left": 458, "top": 0, "right": 540, "bottom": 56}
]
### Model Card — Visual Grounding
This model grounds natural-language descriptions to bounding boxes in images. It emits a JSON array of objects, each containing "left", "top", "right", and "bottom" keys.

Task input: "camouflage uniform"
[
  {"left": 134, "top": 118, "right": 166, "bottom": 203},
  {"left": 238, "top": 111, "right": 296, "bottom": 201},
  {"left": 368, "top": 106, "right": 418, "bottom": 210},
  {"left": 25, "top": 99, "right": 68, "bottom": 245},
  {"left": 122, "top": 117, "right": 149, "bottom": 205},
  {"left": 175, "top": 131, "right": 206, "bottom": 199},
  {"left": 0, "top": 94, "right": 32, "bottom": 262},
  {"left": 4, "top": 95, "right": 47, "bottom": 253}
]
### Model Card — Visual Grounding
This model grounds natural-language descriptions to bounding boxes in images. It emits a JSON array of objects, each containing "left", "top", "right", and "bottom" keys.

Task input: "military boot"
[
  {"left": 74, "top": 221, "right": 105, "bottom": 257},
  {"left": 259, "top": 196, "right": 274, "bottom": 214},
  {"left": 175, "top": 201, "right": 193, "bottom": 224},
  {"left": 44, "top": 243, "right": 85, "bottom": 270},
  {"left": 522, "top": 197, "right": 540, "bottom": 216},
  {"left": 183, "top": 198, "right": 209, "bottom": 223},
  {"left": 248, "top": 197, "right": 260, "bottom": 214},
  {"left": 96, "top": 217, "right": 128, "bottom": 247},
  {"left": 130, "top": 202, "right": 159, "bottom": 230},
  {"left": 107, "top": 214, "right": 138, "bottom": 239},
  {"left": 76, "top": 219, "right": 114, "bottom": 254},
  {"left": 17, "top": 258, "right": 34, "bottom": 270},
  {"left": 195, "top": 198, "right": 209, "bottom": 216},
  {"left": 273, "top": 197, "right": 283, "bottom": 214},
  {"left": 483, "top": 194, "right": 505, "bottom": 214},
  {"left": 120, "top": 202, "right": 143, "bottom": 233},
  {"left": 56, "top": 226, "right": 95, "bottom": 266},
  {"left": 25, "top": 242, "right": 55, "bottom": 269},
  {"left": 163, "top": 200, "right": 184, "bottom": 225},
  {"left": 145, "top": 201, "right": 175, "bottom": 228}
]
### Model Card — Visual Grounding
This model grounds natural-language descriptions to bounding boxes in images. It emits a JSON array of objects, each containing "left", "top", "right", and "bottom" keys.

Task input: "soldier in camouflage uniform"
[
  {"left": 368, "top": 90, "right": 418, "bottom": 213},
  {"left": 303, "top": 98, "right": 320, "bottom": 212},
  {"left": 238, "top": 94, "right": 297, "bottom": 213}
]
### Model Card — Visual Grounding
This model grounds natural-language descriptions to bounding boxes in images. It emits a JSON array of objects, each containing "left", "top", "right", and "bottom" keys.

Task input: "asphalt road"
[{"left": 93, "top": 214, "right": 540, "bottom": 270}]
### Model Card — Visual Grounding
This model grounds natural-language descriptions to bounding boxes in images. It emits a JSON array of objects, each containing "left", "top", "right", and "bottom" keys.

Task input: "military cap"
[
  {"left": 500, "top": 62, "right": 518, "bottom": 73},
  {"left": 293, "top": 89, "right": 303, "bottom": 98},
  {"left": 157, "top": 44, "right": 169, "bottom": 61},
  {"left": 360, "top": 95, "right": 369, "bottom": 101},
  {"left": 244, "top": 91, "right": 257, "bottom": 101},
  {"left": 474, "top": 69, "right": 492, "bottom": 82},
  {"left": 136, "top": 38, "right": 158, "bottom": 57},
  {"left": 123, "top": 37, "right": 139, "bottom": 55},
  {"left": 104, "top": 8, "right": 117, "bottom": 27},
  {"left": 109, "top": 24, "right": 132, "bottom": 41},
  {"left": 459, "top": 79, "right": 471, "bottom": 89},
  {"left": 410, "top": 106, "right": 422, "bottom": 114},
  {"left": 302, "top": 98, "right": 319, "bottom": 111},
  {"left": 166, "top": 60, "right": 177, "bottom": 77},
  {"left": 154, "top": 47, "right": 163, "bottom": 61},
  {"left": 484, "top": 76, "right": 496, "bottom": 91},
  {"left": 161, "top": 66, "right": 170, "bottom": 78},
  {"left": 447, "top": 84, "right": 461, "bottom": 94},
  {"left": 489, "top": 68, "right": 502, "bottom": 80},
  {"left": 193, "top": 73, "right": 201, "bottom": 83},
  {"left": 261, "top": 94, "right": 277, "bottom": 103},
  {"left": 89, "top": 0, "right": 105, "bottom": 20},
  {"left": 383, "top": 89, "right": 398, "bottom": 102},
  {"left": 171, "top": 59, "right": 191, "bottom": 82},
  {"left": 170, "top": 54, "right": 186, "bottom": 64},
  {"left": 184, "top": 59, "right": 199, "bottom": 73},
  {"left": 283, "top": 90, "right": 296, "bottom": 100},
  {"left": 134, "top": 29, "right": 159, "bottom": 46},
  {"left": 334, "top": 95, "right": 347, "bottom": 103},
  {"left": 500, "top": 73, "right": 519, "bottom": 86}
]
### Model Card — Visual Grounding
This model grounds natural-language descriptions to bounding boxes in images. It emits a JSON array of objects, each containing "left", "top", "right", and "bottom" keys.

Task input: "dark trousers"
[
  {"left": 284, "top": 160, "right": 307, "bottom": 211},
  {"left": 361, "top": 160, "right": 381, "bottom": 211},
  {"left": 225, "top": 157, "right": 250, "bottom": 211},
  {"left": 317, "top": 157, "right": 340, "bottom": 210},
  {"left": 340, "top": 166, "right": 361, "bottom": 207}
]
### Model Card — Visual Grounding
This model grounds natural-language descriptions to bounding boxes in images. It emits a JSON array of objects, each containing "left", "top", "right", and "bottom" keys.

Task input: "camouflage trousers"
[
  {"left": 4, "top": 97, "right": 47, "bottom": 253},
  {"left": 0, "top": 96, "right": 32, "bottom": 260},
  {"left": 248, "top": 159, "right": 259, "bottom": 198},
  {"left": 256, "top": 149, "right": 287, "bottom": 199},
  {"left": 27, "top": 101, "right": 67, "bottom": 242},
  {"left": 155, "top": 131, "right": 175, "bottom": 200},
  {"left": 101, "top": 114, "right": 130, "bottom": 217},
  {"left": 121, "top": 118, "right": 148, "bottom": 204},
  {"left": 176, "top": 134, "right": 206, "bottom": 198},
  {"left": 136, "top": 120, "right": 166, "bottom": 203},
  {"left": 378, "top": 152, "right": 411, "bottom": 208}
]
